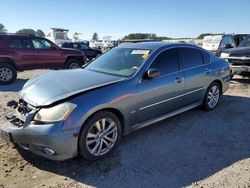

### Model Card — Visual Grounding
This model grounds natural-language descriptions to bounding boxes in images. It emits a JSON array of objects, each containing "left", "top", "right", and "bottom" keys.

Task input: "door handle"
[{"left": 175, "top": 77, "right": 184, "bottom": 83}]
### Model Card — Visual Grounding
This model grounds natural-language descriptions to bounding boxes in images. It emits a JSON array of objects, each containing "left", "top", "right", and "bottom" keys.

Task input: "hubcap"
[
  {"left": 0, "top": 68, "right": 13, "bottom": 81},
  {"left": 69, "top": 63, "right": 80, "bottom": 69},
  {"left": 86, "top": 118, "right": 118, "bottom": 156},
  {"left": 207, "top": 85, "right": 220, "bottom": 108}
]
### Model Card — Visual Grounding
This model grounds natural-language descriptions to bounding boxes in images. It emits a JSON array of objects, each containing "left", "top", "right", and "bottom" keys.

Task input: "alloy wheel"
[
  {"left": 69, "top": 63, "right": 80, "bottom": 69},
  {"left": 0, "top": 68, "right": 13, "bottom": 81},
  {"left": 207, "top": 85, "right": 220, "bottom": 109},
  {"left": 86, "top": 118, "right": 118, "bottom": 156}
]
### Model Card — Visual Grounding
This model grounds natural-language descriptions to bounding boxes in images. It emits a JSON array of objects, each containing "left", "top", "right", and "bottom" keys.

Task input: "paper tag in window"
[{"left": 131, "top": 50, "right": 150, "bottom": 55}]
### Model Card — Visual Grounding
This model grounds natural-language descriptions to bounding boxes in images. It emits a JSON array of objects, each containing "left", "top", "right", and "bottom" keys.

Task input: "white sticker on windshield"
[{"left": 131, "top": 50, "right": 150, "bottom": 55}]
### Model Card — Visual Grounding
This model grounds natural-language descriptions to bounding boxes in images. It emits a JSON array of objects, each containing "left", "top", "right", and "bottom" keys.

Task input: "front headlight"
[
  {"left": 220, "top": 52, "right": 230, "bottom": 58},
  {"left": 33, "top": 102, "right": 77, "bottom": 123}
]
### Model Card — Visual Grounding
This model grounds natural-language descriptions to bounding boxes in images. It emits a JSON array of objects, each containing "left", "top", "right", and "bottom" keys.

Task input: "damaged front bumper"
[
  {"left": 0, "top": 99, "right": 79, "bottom": 161},
  {"left": 222, "top": 56, "right": 250, "bottom": 75}
]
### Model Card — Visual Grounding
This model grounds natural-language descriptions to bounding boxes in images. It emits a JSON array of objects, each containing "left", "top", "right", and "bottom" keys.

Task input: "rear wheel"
[
  {"left": 203, "top": 82, "right": 221, "bottom": 111},
  {"left": 64, "top": 59, "right": 82, "bottom": 69},
  {"left": 78, "top": 111, "right": 121, "bottom": 161},
  {"left": 0, "top": 64, "right": 17, "bottom": 85}
]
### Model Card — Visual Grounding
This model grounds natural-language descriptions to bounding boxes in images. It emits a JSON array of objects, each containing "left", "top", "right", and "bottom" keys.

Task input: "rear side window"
[
  {"left": 201, "top": 51, "right": 210, "bottom": 64},
  {"left": 8, "top": 38, "right": 22, "bottom": 48},
  {"left": 150, "top": 48, "right": 179, "bottom": 75},
  {"left": 22, "top": 39, "right": 33, "bottom": 48},
  {"left": 181, "top": 48, "right": 204, "bottom": 69}
]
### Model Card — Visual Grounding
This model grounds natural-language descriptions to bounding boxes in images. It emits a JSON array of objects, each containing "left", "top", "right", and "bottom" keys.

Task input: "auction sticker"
[{"left": 131, "top": 50, "right": 150, "bottom": 55}]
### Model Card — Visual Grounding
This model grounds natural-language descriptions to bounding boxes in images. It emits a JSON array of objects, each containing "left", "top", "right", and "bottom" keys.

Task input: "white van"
[{"left": 202, "top": 35, "right": 223, "bottom": 53}]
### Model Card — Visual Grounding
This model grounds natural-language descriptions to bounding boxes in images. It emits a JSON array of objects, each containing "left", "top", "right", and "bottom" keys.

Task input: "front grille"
[{"left": 6, "top": 99, "right": 36, "bottom": 127}]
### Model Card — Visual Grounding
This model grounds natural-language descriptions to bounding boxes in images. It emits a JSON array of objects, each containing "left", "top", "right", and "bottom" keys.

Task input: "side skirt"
[{"left": 129, "top": 101, "right": 202, "bottom": 133}]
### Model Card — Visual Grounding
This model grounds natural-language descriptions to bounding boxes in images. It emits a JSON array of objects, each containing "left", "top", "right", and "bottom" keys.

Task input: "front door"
[
  {"left": 136, "top": 48, "right": 186, "bottom": 123},
  {"left": 31, "top": 38, "right": 62, "bottom": 69}
]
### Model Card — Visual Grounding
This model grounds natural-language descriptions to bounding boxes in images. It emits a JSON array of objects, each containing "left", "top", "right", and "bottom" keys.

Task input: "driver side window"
[{"left": 150, "top": 48, "right": 180, "bottom": 75}]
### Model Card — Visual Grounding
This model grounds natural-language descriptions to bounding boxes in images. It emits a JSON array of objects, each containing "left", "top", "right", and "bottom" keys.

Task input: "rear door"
[
  {"left": 137, "top": 48, "right": 186, "bottom": 123},
  {"left": 180, "top": 47, "right": 210, "bottom": 106},
  {"left": 7, "top": 37, "right": 36, "bottom": 70},
  {"left": 31, "top": 38, "right": 62, "bottom": 69}
]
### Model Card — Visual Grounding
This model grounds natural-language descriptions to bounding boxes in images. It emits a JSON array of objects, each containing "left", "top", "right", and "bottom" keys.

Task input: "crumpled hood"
[{"left": 20, "top": 69, "right": 126, "bottom": 107}]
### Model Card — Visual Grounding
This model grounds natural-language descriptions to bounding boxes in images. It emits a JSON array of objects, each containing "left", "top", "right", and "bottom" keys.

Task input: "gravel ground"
[{"left": 0, "top": 70, "right": 250, "bottom": 188}]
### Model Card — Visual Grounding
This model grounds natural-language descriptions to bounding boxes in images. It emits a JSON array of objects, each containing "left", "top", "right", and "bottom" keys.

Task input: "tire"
[
  {"left": 64, "top": 59, "right": 82, "bottom": 69},
  {"left": 0, "top": 63, "right": 17, "bottom": 85},
  {"left": 78, "top": 111, "right": 122, "bottom": 161},
  {"left": 203, "top": 82, "right": 221, "bottom": 111}
]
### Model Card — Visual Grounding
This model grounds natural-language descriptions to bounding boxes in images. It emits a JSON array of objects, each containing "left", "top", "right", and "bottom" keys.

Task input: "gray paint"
[{"left": 1, "top": 42, "right": 230, "bottom": 161}]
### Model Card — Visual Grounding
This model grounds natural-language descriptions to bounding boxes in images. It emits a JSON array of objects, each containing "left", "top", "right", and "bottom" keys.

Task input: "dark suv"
[
  {"left": 61, "top": 42, "right": 102, "bottom": 61},
  {"left": 216, "top": 34, "right": 249, "bottom": 56},
  {"left": 0, "top": 34, "right": 86, "bottom": 84}
]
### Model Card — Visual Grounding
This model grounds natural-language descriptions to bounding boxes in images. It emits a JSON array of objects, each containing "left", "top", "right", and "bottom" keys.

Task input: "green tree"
[
  {"left": 36, "top": 29, "right": 45, "bottom": 37},
  {"left": 92, "top": 32, "right": 99, "bottom": 41},
  {"left": 0, "top": 23, "right": 7, "bottom": 34},
  {"left": 16, "top": 29, "right": 36, "bottom": 35},
  {"left": 122, "top": 33, "right": 170, "bottom": 40}
]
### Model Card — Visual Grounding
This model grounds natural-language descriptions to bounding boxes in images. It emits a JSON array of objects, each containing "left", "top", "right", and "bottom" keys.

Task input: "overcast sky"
[{"left": 0, "top": 0, "right": 250, "bottom": 40}]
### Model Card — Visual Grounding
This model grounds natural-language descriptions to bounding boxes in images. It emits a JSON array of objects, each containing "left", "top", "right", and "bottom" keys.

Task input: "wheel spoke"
[
  {"left": 104, "top": 122, "right": 115, "bottom": 134},
  {"left": 104, "top": 128, "right": 116, "bottom": 137},
  {"left": 97, "top": 140, "right": 103, "bottom": 155},
  {"left": 95, "top": 121, "right": 102, "bottom": 133},
  {"left": 87, "top": 132, "right": 98, "bottom": 139},
  {"left": 91, "top": 140, "right": 100, "bottom": 154},
  {"left": 104, "top": 135, "right": 115, "bottom": 143},
  {"left": 101, "top": 119, "right": 106, "bottom": 131},
  {"left": 87, "top": 138, "right": 98, "bottom": 145}
]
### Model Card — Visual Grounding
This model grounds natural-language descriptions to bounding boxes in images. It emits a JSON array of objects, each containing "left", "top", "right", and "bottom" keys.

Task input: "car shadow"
[
  {"left": 16, "top": 95, "right": 250, "bottom": 187},
  {"left": 0, "top": 79, "right": 28, "bottom": 92}
]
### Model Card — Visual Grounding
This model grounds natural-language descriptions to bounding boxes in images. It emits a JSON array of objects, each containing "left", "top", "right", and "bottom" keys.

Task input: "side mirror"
[
  {"left": 224, "top": 44, "right": 233, "bottom": 49},
  {"left": 146, "top": 68, "right": 160, "bottom": 79}
]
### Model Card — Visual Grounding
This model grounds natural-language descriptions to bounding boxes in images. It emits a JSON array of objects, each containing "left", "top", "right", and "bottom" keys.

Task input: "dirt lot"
[{"left": 0, "top": 70, "right": 250, "bottom": 188}]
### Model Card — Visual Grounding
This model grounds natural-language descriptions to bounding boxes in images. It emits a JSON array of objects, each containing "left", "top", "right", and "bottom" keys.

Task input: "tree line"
[
  {"left": 1, "top": 23, "right": 221, "bottom": 40},
  {"left": 0, "top": 23, "right": 45, "bottom": 37}
]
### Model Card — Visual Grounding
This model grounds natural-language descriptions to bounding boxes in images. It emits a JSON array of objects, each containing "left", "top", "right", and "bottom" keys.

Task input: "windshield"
[
  {"left": 86, "top": 47, "right": 151, "bottom": 77},
  {"left": 238, "top": 37, "right": 250, "bottom": 47}
]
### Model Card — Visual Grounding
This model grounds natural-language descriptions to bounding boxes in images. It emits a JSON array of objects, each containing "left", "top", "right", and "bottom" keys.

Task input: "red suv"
[{"left": 0, "top": 34, "right": 86, "bottom": 84}]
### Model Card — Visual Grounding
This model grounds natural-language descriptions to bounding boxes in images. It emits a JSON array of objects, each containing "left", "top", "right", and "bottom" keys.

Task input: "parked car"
[
  {"left": 0, "top": 34, "right": 86, "bottom": 84},
  {"left": 220, "top": 35, "right": 250, "bottom": 77},
  {"left": 203, "top": 34, "right": 249, "bottom": 56},
  {"left": 0, "top": 42, "right": 230, "bottom": 161},
  {"left": 61, "top": 42, "right": 102, "bottom": 61}
]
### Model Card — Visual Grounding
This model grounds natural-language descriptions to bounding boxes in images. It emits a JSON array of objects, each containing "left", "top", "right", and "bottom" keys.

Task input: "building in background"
[{"left": 46, "top": 28, "right": 72, "bottom": 45}]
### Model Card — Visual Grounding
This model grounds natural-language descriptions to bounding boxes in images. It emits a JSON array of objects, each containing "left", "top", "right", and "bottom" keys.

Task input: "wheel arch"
[
  {"left": 77, "top": 107, "right": 126, "bottom": 157},
  {"left": 0, "top": 57, "right": 17, "bottom": 69},
  {"left": 79, "top": 107, "right": 126, "bottom": 136},
  {"left": 210, "top": 79, "right": 223, "bottom": 94}
]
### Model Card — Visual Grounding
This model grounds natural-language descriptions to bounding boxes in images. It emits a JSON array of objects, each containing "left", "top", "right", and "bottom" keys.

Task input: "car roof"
[{"left": 117, "top": 42, "right": 193, "bottom": 50}]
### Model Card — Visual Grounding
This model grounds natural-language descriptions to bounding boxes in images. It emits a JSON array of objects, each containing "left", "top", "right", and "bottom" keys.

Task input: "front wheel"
[
  {"left": 78, "top": 111, "right": 121, "bottom": 161},
  {"left": 64, "top": 59, "right": 82, "bottom": 69},
  {"left": 203, "top": 82, "right": 221, "bottom": 111}
]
